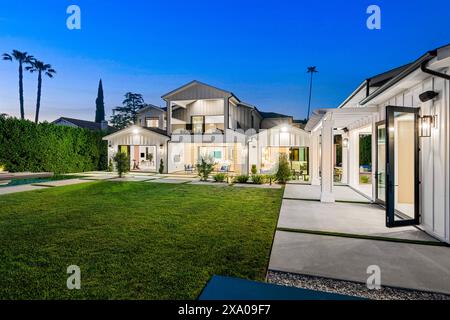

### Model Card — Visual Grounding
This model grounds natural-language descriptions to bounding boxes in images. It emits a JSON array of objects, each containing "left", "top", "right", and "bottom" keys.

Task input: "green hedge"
[{"left": 0, "top": 117, "right": 107, "bottom": 174}]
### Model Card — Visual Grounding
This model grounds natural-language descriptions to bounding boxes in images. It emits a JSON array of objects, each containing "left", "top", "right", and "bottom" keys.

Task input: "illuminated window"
[{"left": 146, "top": 117, "right": 159, "bottom": 128}]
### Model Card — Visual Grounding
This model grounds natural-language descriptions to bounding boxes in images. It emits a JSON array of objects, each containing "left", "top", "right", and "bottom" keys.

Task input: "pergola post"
[
  {"left": 310, "top": 130, "right": 321, "bottom": 185},
  {"left": 320, "top": 114, "right": 335, "bottom": 202},
  {"left": 166, "top": 101, "right": 172, "bottom": 136},
  {"left": 341, "top": 132, "right": 349, "bottom": 184}
]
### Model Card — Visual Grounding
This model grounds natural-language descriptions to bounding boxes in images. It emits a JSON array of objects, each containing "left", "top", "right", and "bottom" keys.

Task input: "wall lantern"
[
  {"left": 342, "top": 138, "right": 349, "bottom": 148},
  {"left": 159, "top": 144, "right": 164, "bottom": 150},
  {"left": 132, "top": 128, "right": 139, "bottom": 135},
  {"left": 419, "top": 115, "right": 434, "bottom": 137}
]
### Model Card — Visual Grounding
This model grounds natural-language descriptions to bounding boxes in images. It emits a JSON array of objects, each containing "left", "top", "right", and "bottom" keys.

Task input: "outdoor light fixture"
[
  {"left": 419, "top": 90, "right": 439, "bottom": 103},
  {"left": 132, "top": 128, "right": 139, "bottom": 134},
  {"left": 419, "top": 115, "right": 433, "bottom": 137},
  {"left": 342, "top": 138, "right": 349, "bottom": 148}
]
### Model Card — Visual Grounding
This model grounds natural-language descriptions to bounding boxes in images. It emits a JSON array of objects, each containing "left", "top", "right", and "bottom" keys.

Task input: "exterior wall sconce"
[
  {"left": 419, "top": 115, "right": 435, "bottom": 137},
  {"left": 342, "top": 138, "right": 349, "bottom": 148}
]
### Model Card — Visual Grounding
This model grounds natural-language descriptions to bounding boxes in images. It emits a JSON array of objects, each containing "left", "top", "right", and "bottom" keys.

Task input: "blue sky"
[{"left": 0, "top": 0, "right": 449, "bottom": 122}]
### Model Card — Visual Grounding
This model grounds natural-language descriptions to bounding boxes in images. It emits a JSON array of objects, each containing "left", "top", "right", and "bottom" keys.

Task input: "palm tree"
[
  {"left": 2, "top": 50, "right": 34, "bottom": 120},
  {"left": 306, "top": 66, "right": 318, "bottom": 120},
  {"left": 26, "top": 59, "right": 56, "bottom": 123}
]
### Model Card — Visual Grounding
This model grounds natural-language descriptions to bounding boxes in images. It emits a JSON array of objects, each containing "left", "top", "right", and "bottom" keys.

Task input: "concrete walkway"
[
  {"left": 0, "top": 185, "right": 48, "bottom": 195},
  {"left": 269, "top": 231, "right": 450, "bottom": 295},
  {"left": 284, "top": 184, "right": 370, "bottom": 203},
  {"left": 32, "top": 179, "right": 92, "bottom": 187}
]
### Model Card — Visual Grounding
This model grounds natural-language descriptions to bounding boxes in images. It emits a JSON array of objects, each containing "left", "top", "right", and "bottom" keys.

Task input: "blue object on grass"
[{"left": 198, "top": 275, "right": 364, "bottom": 300}]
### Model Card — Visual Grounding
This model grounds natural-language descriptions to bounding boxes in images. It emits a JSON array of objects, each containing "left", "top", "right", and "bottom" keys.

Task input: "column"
[
  {"left": 320, "top": 114, "right": 335, "bottom": 203},
  {"left": 224, "top": 97, "right": 229, "bottom": 142},
  {"left": 166, "top": 101, "right": 172, "bottom": 136},
  {"left": 341, "top": 132, "right": 349, "bottom": 184},
  {"left": 310, "top": 130, "right": 320, "bottom": 185}
]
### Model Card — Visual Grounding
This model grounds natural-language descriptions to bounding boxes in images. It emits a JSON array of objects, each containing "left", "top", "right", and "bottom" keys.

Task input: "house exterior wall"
[
  {"left": 249, "top": 125, "right": 311, "bottom": 174},
  {"left": 137, "top": 108, "right": 166, "bottom": 130},
  {"left": 373, "top": 75, "right": 449, "bottom": 243},
  {"left": 343, "top": 73, "right": 450, "bottom": 243},
  {"left": 104, "top": 128, "right": 169, "bottom": 173}
]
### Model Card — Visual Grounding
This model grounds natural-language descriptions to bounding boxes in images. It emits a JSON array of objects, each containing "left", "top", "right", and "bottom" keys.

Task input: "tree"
[
  {"left": 306, "top": 66, "right": 318, "bottom": 120},
  {"left": 111, "top": 92, "right": 145, "bottom": 129},
  {"left": 95, "top": 79, "right": 105, "bottom": 123},
  {"left": 26, "top": 59, "right": 56, "bottom": 123},
  {"left": 275, "top": 153, "right": 291, "bottom": 184},
  {"left": 2, "top": 50, "right": 34, "bottom": 119},
  {"left": 113, "top": 151, "right": 130, "bottom": 178},
  {"left": 158, "top": 158, "right": 165, "bottom": 174}
]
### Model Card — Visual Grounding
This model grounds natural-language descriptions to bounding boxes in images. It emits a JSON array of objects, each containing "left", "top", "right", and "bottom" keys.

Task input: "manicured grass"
[{"left": 0, "top": 182, "right": 282, "bottom": 299}]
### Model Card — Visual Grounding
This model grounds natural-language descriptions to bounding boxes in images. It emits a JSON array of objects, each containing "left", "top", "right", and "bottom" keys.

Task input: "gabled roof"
[
  {"left": 339, "top": 43, "right": 450, "bottom": 108},
  {"left": 103, "top": 125, "right": 170, "bottom": 140},
  {"left": 360, "top": 43, "right": 450, "bottom": 105},
  {"left": 137, "top": 104, "right": 166, "bottom": 114},
  {"left": 53, "top": 117, "right": 114, "bottom": 131},
  {"left": 161, "top": 80, "right": 240, "bottom": 102},
  {"left": 142, "top": 127, "right": 170, "bottom": 137},
  {"left": 367, "top": 63, "right": 412, "bottom": 87},
  {"left": 259, "top": 111, "right": 292, "bottom": 119}
]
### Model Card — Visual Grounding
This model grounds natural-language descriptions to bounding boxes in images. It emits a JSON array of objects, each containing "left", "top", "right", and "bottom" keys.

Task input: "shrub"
[
  {"left": 251, "top": 174, "right": 265, "bottom": 184},
  {"left": 196, "top": 156, "right": 214, "bottom": 181},
  {"left": 275, "top": 153, "right": 291, "bottom": 184},
  {"left": 213, "top": 173, "right": 226, "bottom": 182},
  {"left": 159, "top": 158, "right": 164, "bottom": 174},
  {"left": 108, "top": 159, "right": 114, "bottom": 172},
  {"left": 360, "top": 175, "right": 370, "bottom": 184},
  {"left": 251, "top": 164, "right": 257, "bottom": 175},
  {"left": 113, "top": 152, "right": 129, "bottom": 178},
  {"left": 234, "top": 174, "right": 249, "bottom": 183},
  {"left": 263, "top": 174, "right": 276, "bottom": 185},
  {"left": 0, "top": 117, "right": 107, "bottom": 174}
]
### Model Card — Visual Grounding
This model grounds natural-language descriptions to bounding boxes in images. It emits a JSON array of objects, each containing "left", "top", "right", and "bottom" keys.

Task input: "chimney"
[{"left": 100, "top": 120, "right": 108, "bottom": 131}]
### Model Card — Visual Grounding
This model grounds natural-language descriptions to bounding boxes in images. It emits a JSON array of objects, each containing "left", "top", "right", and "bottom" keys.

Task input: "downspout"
[
  {"left": 420, "top": 50, "right": 450, "bottom": 80},
  {"left": 366, "top": 79, "right": 371, "bottom": 97}
]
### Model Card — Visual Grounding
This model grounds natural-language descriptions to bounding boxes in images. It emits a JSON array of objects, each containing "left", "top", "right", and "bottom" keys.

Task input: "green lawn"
[{"left": 0, "top": 182, "right": 282, "bottom": 299}]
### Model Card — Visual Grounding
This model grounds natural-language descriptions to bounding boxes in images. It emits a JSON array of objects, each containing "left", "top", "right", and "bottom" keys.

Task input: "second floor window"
[
  {"left": 146, "top": 117, "right": 159, "bottom": 128},
  {"left": 192, "top": 116, "right": 204, "bottom": 134}
]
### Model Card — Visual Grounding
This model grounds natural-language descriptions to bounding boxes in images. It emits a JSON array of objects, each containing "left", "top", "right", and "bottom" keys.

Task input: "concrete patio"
[
  {"left": 269, "top": 231, "right": 450, "bottom": 295},
  {"left": 283, "top": 184, "right": 370, "bottom": 203},
  {"left": 278, "top": 199, "right": 438, "bottom": 242},
  {"left": 269, "top": 183, "right": 450, "bottom": 295}
]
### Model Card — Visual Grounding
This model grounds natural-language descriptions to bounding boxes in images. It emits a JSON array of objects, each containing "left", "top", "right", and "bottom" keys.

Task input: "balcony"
[{"left": 171, "top": 123, "right": 225, "bottom": 135}]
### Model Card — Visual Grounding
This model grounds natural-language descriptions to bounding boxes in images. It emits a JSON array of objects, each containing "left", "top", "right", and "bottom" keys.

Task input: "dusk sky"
[{"left": 0, "top": 0, "right": 449, "bottom": 122}]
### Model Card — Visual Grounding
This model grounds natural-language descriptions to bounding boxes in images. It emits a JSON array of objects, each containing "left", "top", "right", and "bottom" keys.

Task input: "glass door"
[
  {"left": 375, "top": 121, "right": 386, "bottom": 204},
  {"left": 385, "top": 106, "right": 420, "bottom": 227}
]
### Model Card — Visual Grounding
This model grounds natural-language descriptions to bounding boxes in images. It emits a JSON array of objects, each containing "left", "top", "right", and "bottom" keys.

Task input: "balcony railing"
[{"left": 172, "top": 123, "right": 225, "bottom": 135}]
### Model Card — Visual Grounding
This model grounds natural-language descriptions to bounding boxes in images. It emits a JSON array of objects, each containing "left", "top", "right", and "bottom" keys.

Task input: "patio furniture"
[
  {"left": 218, "top": 165, "right": 230, "bottom": 173},
  {"left": 184, "top": 164, "right": 195, "bottom": 173}
]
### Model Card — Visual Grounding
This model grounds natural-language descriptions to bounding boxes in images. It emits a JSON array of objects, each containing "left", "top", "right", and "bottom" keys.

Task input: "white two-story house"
[{"left": 103, "top": 80, "right": 310, "bottom": 175}]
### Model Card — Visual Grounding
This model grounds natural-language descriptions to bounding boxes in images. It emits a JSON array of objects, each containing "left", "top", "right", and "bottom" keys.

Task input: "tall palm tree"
[
  {"left": 26, "top": 59, "right": 56, "bottom": 123},
  {"left": 2, "top": 50, "right": 34, "bottom": 120},
  {"left": 306, "top": 66, "right": 318, "bottom": 120}
]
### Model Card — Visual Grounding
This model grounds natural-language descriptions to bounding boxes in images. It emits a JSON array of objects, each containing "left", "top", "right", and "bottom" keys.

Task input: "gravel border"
[{"left": 267, "top": 270, "right": 450, "bottom": 300}]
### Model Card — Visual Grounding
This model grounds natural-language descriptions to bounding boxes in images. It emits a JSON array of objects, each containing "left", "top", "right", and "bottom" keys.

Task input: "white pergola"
[{"left": 306, "top": 107, "right": 379, "bottom": 202}]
